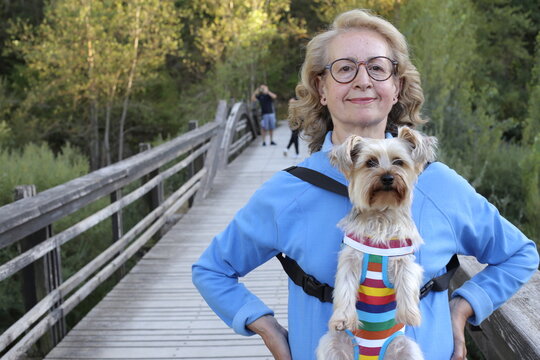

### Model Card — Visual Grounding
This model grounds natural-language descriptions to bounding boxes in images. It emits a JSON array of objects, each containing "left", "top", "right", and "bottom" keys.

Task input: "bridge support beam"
[{"left": 14, "top": 185, "right": 65, "bottom": 357}]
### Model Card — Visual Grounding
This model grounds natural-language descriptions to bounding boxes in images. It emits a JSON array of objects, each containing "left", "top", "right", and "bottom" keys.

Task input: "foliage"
[
  {"left": 175, "top": 0, "right": 306, "bottom": 124},
  {"left": 524, "top": 32, "right": 540, "bottom": 144},
  {"left": 521, "top": 31, "right": 540, "bottom": 243},
  {"left": 395, "top": 0, "right": 539, "bottom": 249},
  {"left": 470, "top": 0, "right": 536, "bottom": 140},
  {"left": 521, "top": 136, "right": 540, "bottom": 242},
  {"left": 0, "top": 78, "right": 14, "bottom": 147},
  {"left": 398, "top": 0, "right": 478, "bottom": 140},
  {"left": 0, "top": 143, "right": 88, "bottom": 206},
  {"left": 313, "top": 0, "right": 399, "bottom": 23},
  {"left": 5, "top": 0, "right": 183, "bottom": 168}
]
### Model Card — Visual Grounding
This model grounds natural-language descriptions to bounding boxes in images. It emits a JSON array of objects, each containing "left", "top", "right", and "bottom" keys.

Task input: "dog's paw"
[
  {"left": 329, "top": 309, "right": 358, "bottom": 331},
  {"left": 329, "top": 315, "right": 347, "bottom": 331}
]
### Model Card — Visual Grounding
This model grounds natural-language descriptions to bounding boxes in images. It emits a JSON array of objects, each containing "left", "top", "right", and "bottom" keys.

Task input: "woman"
[{"left": 192, "top": 9, "right": 539, "bottom": 360}]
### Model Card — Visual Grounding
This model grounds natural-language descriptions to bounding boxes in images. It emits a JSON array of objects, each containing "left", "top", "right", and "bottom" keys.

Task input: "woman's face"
[{"left": 318, "top": 29, "right": 400, "bottom": 141}]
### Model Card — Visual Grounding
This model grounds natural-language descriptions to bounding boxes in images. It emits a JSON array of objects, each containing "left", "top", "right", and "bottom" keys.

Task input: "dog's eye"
[
  {"left": 392, "top": 159, "right": 404, "bottom": 166},
  {"left": 366, "top": 159, "right": 379, "bottom": 168}
]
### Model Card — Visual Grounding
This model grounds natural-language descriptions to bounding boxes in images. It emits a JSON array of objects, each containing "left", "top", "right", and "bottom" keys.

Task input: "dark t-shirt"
[{"left": 256, "top": 93, "right": 274, "bottom": 115}]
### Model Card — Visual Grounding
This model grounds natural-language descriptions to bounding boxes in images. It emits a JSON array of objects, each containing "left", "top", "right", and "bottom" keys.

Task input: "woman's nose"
[{"left": 352, "top": 65, "right": 373, "bottom": 89}]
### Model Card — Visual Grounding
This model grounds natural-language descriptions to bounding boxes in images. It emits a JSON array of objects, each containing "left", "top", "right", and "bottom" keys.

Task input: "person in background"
[
  {"left": 193, "top": 9, "right": 539, "bottom": 360},
  {"left": 284, "top": 97, "right": 301, "bottom": 158},
  {"left": 252, "top": 84, "right": 278, "bottom": 146}
]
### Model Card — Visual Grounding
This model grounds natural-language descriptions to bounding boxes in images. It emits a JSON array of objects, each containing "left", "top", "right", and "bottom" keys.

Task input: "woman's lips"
[{"left": 348, "top": 97, "right": 376, "bottom": 104}]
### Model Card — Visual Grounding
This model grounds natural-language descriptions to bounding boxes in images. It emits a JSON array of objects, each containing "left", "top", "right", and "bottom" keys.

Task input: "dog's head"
[{"left": 329, "top": 126, "right": 437, "bottom": 211}]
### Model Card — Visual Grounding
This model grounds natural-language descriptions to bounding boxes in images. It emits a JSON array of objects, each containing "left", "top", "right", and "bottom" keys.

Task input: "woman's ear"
[{"left": 317, "top": 76, "right": 327, "bottom": 106}]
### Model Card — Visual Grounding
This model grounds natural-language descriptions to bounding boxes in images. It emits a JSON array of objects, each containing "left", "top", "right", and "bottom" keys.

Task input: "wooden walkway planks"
[{"left": 45, "top": 122, "right": 308, "bottom": 359}]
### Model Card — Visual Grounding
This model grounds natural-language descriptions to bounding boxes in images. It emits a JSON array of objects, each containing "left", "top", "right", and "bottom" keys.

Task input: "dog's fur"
[{"left": 316, "top": 127, "right": 437, "bottom": 360}]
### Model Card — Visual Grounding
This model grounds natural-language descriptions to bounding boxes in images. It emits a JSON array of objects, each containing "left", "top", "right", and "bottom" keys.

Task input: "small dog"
[{"left": 317, "top": 126, "right": 437, "bottom": 360}]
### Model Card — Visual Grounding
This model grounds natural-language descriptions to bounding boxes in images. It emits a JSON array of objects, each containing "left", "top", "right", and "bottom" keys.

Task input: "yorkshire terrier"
[{"left": 317, "top": 127, "right": 437, "bottom": 360}]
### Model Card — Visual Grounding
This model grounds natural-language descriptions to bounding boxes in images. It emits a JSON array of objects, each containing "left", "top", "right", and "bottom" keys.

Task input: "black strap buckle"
[
  {"left": 419, "top": 279, "right": 434, "bottom": 299},
  {"left": 301, "top": 274, "right": 333, "bottom": 303},
  {"left": 302, "top": 274, "right": 322, "bottom": 296}
]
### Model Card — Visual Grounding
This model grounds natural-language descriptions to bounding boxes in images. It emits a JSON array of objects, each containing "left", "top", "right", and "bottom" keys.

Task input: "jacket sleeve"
[
  {"left": 432, "top": 164, "right": 539, "bottom": 325},
  {"left": 191, "top": 182, "right": 283, "bottom": 336}
]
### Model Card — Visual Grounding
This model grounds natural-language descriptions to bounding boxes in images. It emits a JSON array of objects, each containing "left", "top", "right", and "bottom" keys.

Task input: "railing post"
[
  {"left": 139, "top": 143, "right": 164, "bottom": 235},
  {"left": 110, "top": 188, "right": 125, "bottom": 278},
  {"left": 110, "top": 190, "right": 123, "bottom": 242},
  {"left": 14, "top": 185, "right": 65, "bottom": 356},
  {"left": 219, "top": 102, "right": 242, "bottom": 170},
  {"left": 195, "top": 100, "right": 228, "bottom": 201},
  {"left": 187, "top": 120, "right": 200, "bottom": 207}
]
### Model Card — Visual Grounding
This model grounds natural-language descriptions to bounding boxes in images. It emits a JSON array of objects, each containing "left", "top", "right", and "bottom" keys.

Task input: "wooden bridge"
[{"left": 0, "top": 101, "right": 539, "bottom": 360}]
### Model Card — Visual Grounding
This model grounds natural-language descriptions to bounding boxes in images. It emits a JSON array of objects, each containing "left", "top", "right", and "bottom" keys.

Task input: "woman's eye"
[
  {"left": 366, "top": 159, "right": 379, "bottom": 168},
  {"left": 339, "top": 65, "right": 354, "bottom": 73},
  {"left": 392, "top": 159, "right": 404, "bottom": 166},
  {"left": 368, "top": 62, "right": 390, "bottom": 74}
]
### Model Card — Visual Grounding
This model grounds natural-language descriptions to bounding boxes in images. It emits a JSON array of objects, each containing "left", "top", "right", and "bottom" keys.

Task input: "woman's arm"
[
  {"left": 192, "top": 175, "right": 293, "bottom": 336},
  {"left": 449, "top": 296, "right": 474, "bottom": 360},
  {"left": 247, "top": 315, "right": 292, "bottom": 359},
  {"left": 423, "top": 163, "right": 539, "bottom": 324},
  {"left": 192, "top": 205, "right": 278, "bottom": 335}
]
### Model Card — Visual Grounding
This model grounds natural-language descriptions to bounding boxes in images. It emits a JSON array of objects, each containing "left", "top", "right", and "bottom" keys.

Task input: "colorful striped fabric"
[{"left": 343, "top": 234, "right": 414, "bottom": 360}]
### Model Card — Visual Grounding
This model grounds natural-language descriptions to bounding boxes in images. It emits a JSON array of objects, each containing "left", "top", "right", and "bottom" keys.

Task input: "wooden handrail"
[
  {"left": 0, "top": 101, "right": 257, "bottom": 358},
  {"left": 0, "top": 121, "right": 219, "bottom": 249},
  {"left": 450, "top": 256, "right": 540, "bottom": 360}
]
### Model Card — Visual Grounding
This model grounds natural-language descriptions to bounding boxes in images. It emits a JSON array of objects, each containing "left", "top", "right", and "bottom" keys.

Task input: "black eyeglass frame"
[{"left": 324, "top": 56, "right": 399, "bottom": 83}]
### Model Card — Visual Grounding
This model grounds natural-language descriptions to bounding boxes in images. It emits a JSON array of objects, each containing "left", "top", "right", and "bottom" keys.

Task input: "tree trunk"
[
  {"left": 89, "top": 101, "right": 99, "bottom": 170},
  {"left": 118, "top": 3, "right": 141, "bottom": 162},
  {"left": 103, "top": 75, "right": 119, "bottom": 167},
  {"left": 85, "top": 2, "right": 100, "bottom": 171},
  {"left": 103, "top": 101, "right": 112, "bottom": 167}
]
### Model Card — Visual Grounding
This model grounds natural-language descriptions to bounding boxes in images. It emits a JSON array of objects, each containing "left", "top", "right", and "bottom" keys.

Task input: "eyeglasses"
[{"left": 324, "top": 56, "right": 398, "bottom": 83}]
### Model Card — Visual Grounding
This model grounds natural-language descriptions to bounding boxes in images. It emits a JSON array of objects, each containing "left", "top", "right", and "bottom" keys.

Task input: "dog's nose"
[{"left": 381, "top": 174, "right": 394, "bottom": 186}]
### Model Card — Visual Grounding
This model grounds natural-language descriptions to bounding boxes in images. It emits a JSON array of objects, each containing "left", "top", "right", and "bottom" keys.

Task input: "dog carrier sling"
[{"left": 276, "top": 165, "right": 460, "bottom": 303}]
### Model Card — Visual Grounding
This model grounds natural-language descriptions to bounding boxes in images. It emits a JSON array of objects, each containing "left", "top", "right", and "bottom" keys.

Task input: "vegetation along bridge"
[{"left": 0, "top": 101, "right": 538, "bottom": 359}]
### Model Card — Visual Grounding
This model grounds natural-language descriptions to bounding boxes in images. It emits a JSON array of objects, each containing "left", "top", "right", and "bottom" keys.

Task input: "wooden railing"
[
  {"left": 0, "top": 100, "right": 258, "bottom": 359},
  {"left": 450, "top": 256, "right": 540, "bottom": 360}
]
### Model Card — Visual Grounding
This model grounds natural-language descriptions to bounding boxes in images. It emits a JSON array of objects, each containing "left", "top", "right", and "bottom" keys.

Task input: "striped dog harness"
[{"left": 343, "top": 234, "right": 414, "bottom": 360}]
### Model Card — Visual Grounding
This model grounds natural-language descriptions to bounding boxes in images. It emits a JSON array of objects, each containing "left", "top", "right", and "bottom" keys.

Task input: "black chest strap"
[{"left": 278, "top": 165, "right": 459, "bottom": 303}]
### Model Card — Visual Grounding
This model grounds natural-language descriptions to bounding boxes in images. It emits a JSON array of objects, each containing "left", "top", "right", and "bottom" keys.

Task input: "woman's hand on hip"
[
  {"left": 449, "top": 296, "right": 474, "bottom": 360},
  {"left": 247, "top": 315, "right": 291, "bottom": 360}
]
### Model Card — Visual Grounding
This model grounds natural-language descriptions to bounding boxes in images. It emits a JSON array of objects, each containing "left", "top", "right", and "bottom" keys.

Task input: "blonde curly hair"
[{"left": 289, "top": 9, "right": 427, "bottom": 154}]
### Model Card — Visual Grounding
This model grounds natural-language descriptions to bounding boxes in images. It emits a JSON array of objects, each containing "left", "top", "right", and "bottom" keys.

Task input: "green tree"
[
  {"left": 174, "top": 0, "right": 306, "bottom": 121},
  {"left": 470, "top": 0, "right": 534, "bottom": 141},
  {"left": 525, "top": 32, "right": 540, "bottom": 144},
  {"left": 7, "top": 0, "right": 182, "bottom": 168},
  {"left": 399, "top": 0, "right": 479, "bottom": 139},
  {"left": 522, "top": 32, "right": 540, "bottom": 242},
  {"left": 398, "top": 0, "right": 535, "bottom": 237},
  {"left": 0, "top": 0, "right": 44, "bottom": 78},
  {"left": 313, "top": 0, "right": 399, "bottom": 24}
]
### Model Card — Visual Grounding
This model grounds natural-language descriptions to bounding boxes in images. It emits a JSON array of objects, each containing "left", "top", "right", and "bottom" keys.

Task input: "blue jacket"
[{"left": 192, "top": 132, "right": 539, "bottom": 359}]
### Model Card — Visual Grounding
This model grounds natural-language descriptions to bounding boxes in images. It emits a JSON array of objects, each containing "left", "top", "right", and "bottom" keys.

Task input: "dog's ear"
[
  {"left": 398, "top": 126, "right": 438, "bottom": 168},
  {"left": 329, "top": 135, "right": 363, "bottom": 178}
]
